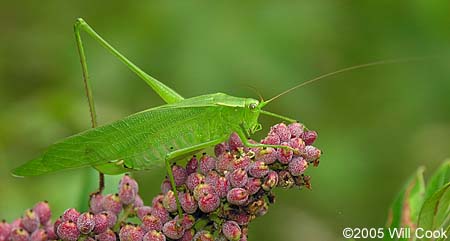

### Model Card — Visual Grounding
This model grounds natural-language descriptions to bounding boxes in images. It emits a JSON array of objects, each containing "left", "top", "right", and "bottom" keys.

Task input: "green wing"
[{"left": 12, "top": 94, "right": 240, "bottom": 176}]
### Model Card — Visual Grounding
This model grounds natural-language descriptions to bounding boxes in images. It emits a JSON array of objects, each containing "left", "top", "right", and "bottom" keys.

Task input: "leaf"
[
  {"left": 417, "top": 182, "right": 450, "bottom": 231},
  {"left": 424, "top": 160, "right": 450, "bottom": 201},
  {"left": 385, "top": 167, "right": 426, "bottom": 241}
]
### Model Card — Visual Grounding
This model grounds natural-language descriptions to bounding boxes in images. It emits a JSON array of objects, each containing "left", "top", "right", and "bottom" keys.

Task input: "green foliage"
[{"left": 385, "top": 160, "right": 450, "bottom": 241}]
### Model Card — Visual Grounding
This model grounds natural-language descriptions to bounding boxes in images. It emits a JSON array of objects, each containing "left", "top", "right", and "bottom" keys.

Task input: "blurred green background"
[{"left": 1, "top": 1, "right": 450, "bottom": 240}]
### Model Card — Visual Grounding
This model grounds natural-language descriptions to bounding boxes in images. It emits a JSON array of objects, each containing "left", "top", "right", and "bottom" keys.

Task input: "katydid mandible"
[{"left": 12, "top": 18, "right": 411, "bottom": 217}]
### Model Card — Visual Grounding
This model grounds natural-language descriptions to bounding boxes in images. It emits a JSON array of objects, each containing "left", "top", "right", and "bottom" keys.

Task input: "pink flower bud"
[
  {"left": 231, "top": 156, "right": 251, "bottom": 170},
  {"left": 57, "top": 221, "right": 80, "bottom": 241},
  {"left": 214, "top": 142, "right": 228, "bottom": 157},
  {"left": 162, "top": 220, "right": 185, "bottom": 240},
  {"left": 134, "top": 195, "right": 144, "bottom": 207},
  {"left": 193, "top": 183, "right": 215, "bottom": 201},
  {"left": 33, "top": 201, "right": 51, "bottom": 224},
  {"left": 30, "top": 229, "right": 47, "bottom": 241},
  {"left": 193, "top": 230, "right": 214, "bottom": 241},
  {"left": 141, "top": 215, "right": 162, "bottom": 232},
  {"left": 289, "top": 157, "right": 308, "bottom": 176},
  {"left": 256, "top": 147, "right": 277, "bottom": 164},
  {"left": 43, "top": 222, "right": 57, "bottom": 240},
  {"left": 277, "top": 142, "right": 293, "bottom": 164},
  {"left": 42, "top": 221, "right": 58, "bottom": 240},
  {"left": 96, "top": 228, "right": 117, "bottom": 241},
  {"left": 62, "top": 208, "right": 80, "bottom": 223},
  {"left": 262, "top": 171, "right": 279, "bottom": 191},
  {"left": 89, "top": 194, "right": 104, "bottom": 214},
  {"left": 199, "top": 155, "right": 216, "bottom": 175},
  {"left": 261, "top": 134, "right": 280, "bottom": 145},
  {"left": 216, "top": 176, "right": 231, "bottom": 198},
  {"left": 270, "top": 123, "right": 291, "bottom": 142},
  {"left": 229, "top": 168, "right": 248, "bottom": 188},
  {"left": 93, "top": 212, "right": 109, "bottom": 234},
  {"left": 186, "top": 156, "right": 198, "bottom": 175},
  {"left": 136, "top": 206, "right": 153, "bottom": 220},
  {"left": 303, "top": 145, "right": 321, "bottom": 161},
  {"left": 143, "top": 230, "right": 166, "bottom": 241},
  {"left": 172, "top": 165, "right": 187, "bottom": 186},
  {"left": 228, "top": 212, "right": 251, "bottom": 226},
  {"left": 198, "top": 193, "right": 220, "bottom": 213},
  {"left": 77, "top": 212, "right": 95, "bottom": 234},
  {"left": 10, "top": 228, "right": 29, "bottom": 241},
  {"left": 160, "top": 179, "right": 172, "bottom": 194},
  {"left": 162, "top": 190, "right": 177, "bottom": 213},
  {"left": 222, "top": 221, "right": 241, "bottom": 241},
  {"left": 289, "top": 137, "right": 305, "bottom": 151},
  {"left": 301, "top": 130, "right": 317, "bottom": 145},
  {"left": 11, "top": 219, "right": 23, "bottom": 230},
  {"left": 100, "top": 211, "right": 117, "bottom": 229},
  {"left": 215, "top": 152, "right": 233, "bottom": 173},
  {"left": 245, "top": 177, "right": 262, "bottom": 195},
  {"left": 228, "top": 133, "right": 243, "bottom": 152},
  {"left": 150, "top": 206, "right": 169, "bottom": 224},
  {"left": 119, "top": 174, "right": 139, "bottom": 193},
  {"left": 288, "top": 122, "right": 304, "bottom": 137},
  {"left": 151, "top": 195, "right": 164, "bottom": 207},
  {"left": 178, "top": 192, "right": 198, "bottom": 214},
  {"left": 119, "top": 182, "right": 137, "bottom": 205},
  {"left": 0, "top": 220, "right": 11, "bottom": 241},
  {"left": 119, "top": 224, "right": 144, "bottom": 241},
  {"left": 180, "top": 229, "right": 194, "bottom": 241},
  {"left": 248, "top": 161, "right": 269, "bottom": 178},
  {"left": 174, "top": 214, "right": 195, "bottom": 230},
  {"left": 205, "top": 171, "right": 220, "bottom": 187},
  {"left": 22, "top": 209, "right": 39, "bottom": 233},
  {"left": 227, "top": 188, "right": 249, "bottom": 206},
  {"left": 102, "top": 194, "right": 123, "bottom": 214},
  {"left": 186, "top": 173, "right": 205, "bottom": 192},
  {"left": 53, "top": 218, "right": 62, "bottom": 235}
]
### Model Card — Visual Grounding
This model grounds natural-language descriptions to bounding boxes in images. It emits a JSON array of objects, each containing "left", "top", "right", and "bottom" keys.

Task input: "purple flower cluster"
[
  {"left": 138, "top": 122, "right": 321, "bottom": 240},
  {"left": 0, "top": 201, "right": 55, "bottom": 241},
  {"left": 0, "top": 122, "right": 321, "bottom": 241},
  {"left": 51, "top": 175, "right": 144, "bottom": 241}
]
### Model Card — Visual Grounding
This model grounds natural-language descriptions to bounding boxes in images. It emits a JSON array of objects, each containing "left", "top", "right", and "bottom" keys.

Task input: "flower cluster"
[
  {"left": 137, "top": 122, "right": 321, "bottom": 240},
  {"left": 52, "top": 175, "right": 144, "bottom": 241},
  {"left": 0, "top": 201, "right": 55, "bottom": 241},
  {"left": 0, "top": 122, "right": 321, "bottom": 241}
]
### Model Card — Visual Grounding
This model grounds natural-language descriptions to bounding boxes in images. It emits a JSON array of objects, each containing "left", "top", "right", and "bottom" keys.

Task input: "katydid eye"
[{"left": 249, "top": 103, "right": 257, "bottom": 109}]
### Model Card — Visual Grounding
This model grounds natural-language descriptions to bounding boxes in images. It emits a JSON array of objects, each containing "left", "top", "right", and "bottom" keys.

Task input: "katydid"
[{"left": 11, "top": 18, "right": 414, "bottom": 217}]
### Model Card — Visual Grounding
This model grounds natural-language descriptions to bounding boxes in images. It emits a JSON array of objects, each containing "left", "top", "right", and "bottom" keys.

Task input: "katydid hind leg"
[
  {"left": 74, "top": 18, "right": 184, "bottom": 104},
  {"left": 74, "top": 19, "right": 105, "bottom": 193}
]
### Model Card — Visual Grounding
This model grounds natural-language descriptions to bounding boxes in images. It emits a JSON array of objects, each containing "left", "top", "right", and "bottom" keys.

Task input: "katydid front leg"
[
  {"left": 73, "top": 18, "right": 185, "bottom": 193},
  {"left": 236, "top": 129, "right": 298, "bottom": 153}
]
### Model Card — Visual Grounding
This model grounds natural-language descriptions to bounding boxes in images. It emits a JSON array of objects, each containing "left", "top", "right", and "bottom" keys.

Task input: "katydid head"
[{"left": 243, "top": 98, "right": 263, "bottom": 134}]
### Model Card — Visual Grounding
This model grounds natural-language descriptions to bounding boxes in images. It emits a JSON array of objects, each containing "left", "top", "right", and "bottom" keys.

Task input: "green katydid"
[{"left": 11, "top": 18, "right": 414, "bottom": 217}]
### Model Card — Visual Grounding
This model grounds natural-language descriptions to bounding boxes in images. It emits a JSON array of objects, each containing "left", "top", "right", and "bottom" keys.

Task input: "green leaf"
[
  {"left": 424, "top": 160, "right": 450, "bottom": 201},
  {"left": 385, "top": 167, "right": 426, "bottom": 241},
  {"left": 417, "top": 182, "right": 450, "bottom": 231}
]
